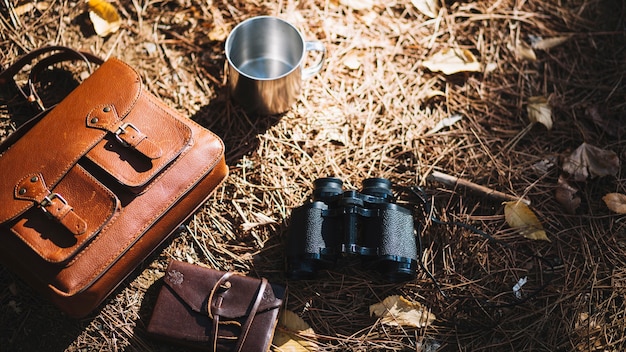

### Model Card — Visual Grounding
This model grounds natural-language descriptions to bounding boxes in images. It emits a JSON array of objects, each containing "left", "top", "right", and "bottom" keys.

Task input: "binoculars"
[{"left": 286, "top": 177, "right": 419, "bottom": 282}]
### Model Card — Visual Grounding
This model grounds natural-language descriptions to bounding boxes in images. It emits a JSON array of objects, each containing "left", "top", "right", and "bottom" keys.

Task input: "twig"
[{"left": 427, "top": 170, "right": 531, "bottom": 205}]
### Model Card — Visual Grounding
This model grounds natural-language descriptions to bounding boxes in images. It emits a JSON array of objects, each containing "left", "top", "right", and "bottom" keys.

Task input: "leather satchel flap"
[
  {"left": 0, "top": 58, "right": 140, "bottom": 224},
  {"left": 163, "top": 260, "right": 283, "bottom": 319},
  {"left": 8, "top": 165, "right": 119, "bottom": 263},
  {"left": 85, "top": 90, "right": 192, "bottom": 192}
]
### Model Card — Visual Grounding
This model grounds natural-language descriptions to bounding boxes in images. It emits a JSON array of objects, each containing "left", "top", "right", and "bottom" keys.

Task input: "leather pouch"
[{"left": 147, "top": 260, "right": 286, "bottom": 352}]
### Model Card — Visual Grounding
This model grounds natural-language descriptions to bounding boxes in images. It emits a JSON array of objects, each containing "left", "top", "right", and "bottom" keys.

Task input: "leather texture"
[
  {"left": 0, "top": 47, "right": 228, "bottom": 317},
  {"left": 147, "top": 260, "right": 285, "bottom": 352}
]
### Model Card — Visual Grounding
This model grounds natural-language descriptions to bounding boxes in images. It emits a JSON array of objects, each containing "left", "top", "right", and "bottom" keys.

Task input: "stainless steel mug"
[{"left": 225, "top": 16, "right": 326, "bottom": 115}]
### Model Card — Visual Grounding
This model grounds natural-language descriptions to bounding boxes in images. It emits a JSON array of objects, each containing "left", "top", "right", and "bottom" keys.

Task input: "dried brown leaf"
[
  {"left": 555, "top": 175, "right": 580, "bottom": 214},
  {"left": 603, "top": 193, "right": 626, "bottom": 214},
  {"left": 562, "top": 143, "right": 619, "bottom": 181},
  {"left": 585, "top": 105, "right": 625, "bottom": 137}
]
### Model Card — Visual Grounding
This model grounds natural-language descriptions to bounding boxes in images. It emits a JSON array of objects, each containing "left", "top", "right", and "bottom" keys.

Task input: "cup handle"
[{"left": 302, "top": 41, "right": 326, "bottom": 79}]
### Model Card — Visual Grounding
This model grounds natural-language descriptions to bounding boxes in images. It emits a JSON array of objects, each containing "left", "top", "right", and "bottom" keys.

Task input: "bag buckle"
[
  {"left": 114, "top": 122, "right": 140, "bottom": 147},
  {"left": 39, "top": 192, "right": 68, "bottom": 213}
]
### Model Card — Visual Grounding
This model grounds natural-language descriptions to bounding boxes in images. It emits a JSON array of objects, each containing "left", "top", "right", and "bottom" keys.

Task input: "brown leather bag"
[
  {"left": 0, "top": 47, "right": 228, "bottom": 317},
  {"left": 147, "top": 260, "right": 285, "bottom": 352}
]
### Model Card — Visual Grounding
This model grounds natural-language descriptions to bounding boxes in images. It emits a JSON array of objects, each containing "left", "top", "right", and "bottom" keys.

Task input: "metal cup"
[{"left": 225, "top": 16, "right": 326, "bottom": 115}]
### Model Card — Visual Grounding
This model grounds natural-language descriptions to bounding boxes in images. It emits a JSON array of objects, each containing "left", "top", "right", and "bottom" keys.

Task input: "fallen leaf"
[
  {"left": 426, "top": 114, "right": 462, "bottom": 134},
  {"left": 484, "top": 62, "right": 498, "bottom": 73},
  {"left": 585, "top": 105, "right": 625, "bottom": 138},
  {"left": 527, "top": 96, "right": 552, "bottom": 130},
  {"left": 562, "top": 143, "right": 619, "bottom": 181},
  {"left": 503, "top": 201, "right": 550, "bottom": 241},
  {"left": 516, "top": 42, "right": 537, "bottom": 61},
  {"left": 422, "top": 48, "right": 481, "bottom": 75},
  {"left": 531, "top": 157, "right": 556, "bottom": 175},
  {"left": 272, "top": 310, "right": 318, "bottom": 351},
  {"left": 603, "top": 193, "right": 626, "bottom": 214},
  {"left": 207, "top": 6, "right": 229, "bottom": 41},
  {"left": 555, "top": 175, "right": 580, "bottom": 214},
  {"left": 425, "top": 89, "right": 445, "bottom": 100},
  {"left": 343, "top": 52, "right": 362, "bottom": 70},
  {"left": 340, "top": 0, "right": 374, "bottom": 11},
  {"left": 369, "top": 295, "right": 436, "bottom": 328},
  {"left": 532, "top": 35, "right": 572, "bottom": 50},
  {"left": 411, "top": 0, "right": 440, "bottom": 18},
  {"left": 512, "top": 276, "right": 528, "bottom": 299},
  {"left": 359, "top": 11, "right": 378, "bottom": 25},
  {"left": 88, "top": 0, "right": 121, "bottom": 37},
  {"left": 241, "top": 212, "right": 277, "bottom": 231},
  {"left": 14, "top": 1, "right": 50, "bottom": 16},
  {"left": 208, "top": 24, "right": 229, "bottom": 41}
]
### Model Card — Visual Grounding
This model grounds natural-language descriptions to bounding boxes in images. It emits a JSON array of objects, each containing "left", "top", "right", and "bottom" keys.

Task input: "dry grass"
[{"left": 1, "top": 0, "right": 626, "bottom": 351}]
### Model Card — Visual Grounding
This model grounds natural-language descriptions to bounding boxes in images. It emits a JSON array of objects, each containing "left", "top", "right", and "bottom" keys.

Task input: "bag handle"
[{"left": 0, "top": 46, "right": 104, "bottom": 111}]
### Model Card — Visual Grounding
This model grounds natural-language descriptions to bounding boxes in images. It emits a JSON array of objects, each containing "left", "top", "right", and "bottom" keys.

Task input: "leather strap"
[
  {"left": 0, "top": 46, "right": 103, "bottom": 111},
  {"left": 206, "top": 273, "right": 269, "bottom": 352},
  {"left": 234, "top": 278, "right": 268, "bottom": 352},
  {"left": 14, "top": 172, "right": 87, "bottom": 235},
  {"left": 0, "top": 46, "right": 164, "bottom": 160},
  {"left": 207, "top": 272, "right": 235, "bottom": 351}
]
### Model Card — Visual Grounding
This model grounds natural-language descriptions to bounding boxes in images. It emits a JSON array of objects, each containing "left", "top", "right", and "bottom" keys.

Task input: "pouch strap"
[
  {"left": 207, "top": 272, "right": 235, "bottom": 351},
  {"left": 206, "top": 273, "right": 269, "bottom": 352},
  {"left": 234, "top": 278, "right": 268, "bottom": 352}
]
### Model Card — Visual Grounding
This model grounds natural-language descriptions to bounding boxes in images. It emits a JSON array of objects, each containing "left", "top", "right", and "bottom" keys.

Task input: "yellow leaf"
[
  {"left": 88, "top": 0, "right": 121, "bottom": 37},
  {"left": 14, "top": 2, "right": 50, "bottom": 16},
  {"left": 272, "top": 310, "right": 318, "bottom": 351},
  {"left": 411, "top": 0, "right": 440, "bottom": 18},
  {"left": 207, "top": 6, "right": 229, "bottom": 41},
  {"left": 532, "top": 35, "right": 572, "bottom": 50},
  {"left": 516, "top": 42, "right": 536, "bottom": 61},
  {"left": 503, "top": 201, "right": 550, "bottom": 241},
  {"left": 527, "top": 96, "right": 552, "bottom": 130},
  {"left": 422, "top": 48, "right": 481, "bottom": 75},
  {"left": 340, "top": 0, "right": 374, "bottom": 11},
  {"left": 343, "top": 52, "right": 362, "bottom": 70},
  {"left": 425, "top": 90, "right": 445, "bottom": 100},
  {"left": 208, "top": 24, "right": 229, "bottom": 41},
  {"left": 369, "top": 295, "right": 436, "bottom": 328},
  {"left": 603, "top": 193, "right": 626, "bottom": 214}
]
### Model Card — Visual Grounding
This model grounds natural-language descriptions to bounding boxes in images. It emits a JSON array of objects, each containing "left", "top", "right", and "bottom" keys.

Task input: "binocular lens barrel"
[
  {"left": 363, "top": 205, "right": 418, "bottom": 281},
  {"left": 361, "top": 178, "right": 393, "bottom": 199},
  {"left": 313, "top": 177, "right": 343, "bottom": 199},
  {"left": 286, "top": 201, "right": 342, "bottom": 279}
]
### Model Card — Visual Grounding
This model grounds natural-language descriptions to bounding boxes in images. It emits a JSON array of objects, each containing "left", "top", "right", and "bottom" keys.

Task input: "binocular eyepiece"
[{"left": 286, "top": 177, "right": 419, "bottom": 282}]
